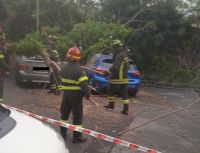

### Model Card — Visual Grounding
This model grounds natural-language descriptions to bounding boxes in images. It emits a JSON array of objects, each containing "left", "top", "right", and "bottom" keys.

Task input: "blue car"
[{"left": 85, "top": 54, "right": 141, "bottom": 96}]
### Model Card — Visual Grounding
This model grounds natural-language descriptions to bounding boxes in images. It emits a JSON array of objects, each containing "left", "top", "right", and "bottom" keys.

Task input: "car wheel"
[{"left": 15, "top": 68, "right": 23, "bottom": 86}]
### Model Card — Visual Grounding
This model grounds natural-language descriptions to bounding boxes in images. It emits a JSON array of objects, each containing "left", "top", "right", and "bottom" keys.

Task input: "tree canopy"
[{"left": 1, "top": 0, "right": 199, "bottom": 86}]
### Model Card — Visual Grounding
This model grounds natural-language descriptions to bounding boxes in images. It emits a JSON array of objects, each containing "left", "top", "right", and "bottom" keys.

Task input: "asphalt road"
[{"left": 3, "top": 78, "right": 200, "bottom": 153}]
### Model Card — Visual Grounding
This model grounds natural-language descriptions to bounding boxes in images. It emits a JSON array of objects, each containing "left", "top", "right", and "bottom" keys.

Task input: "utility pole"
[{"left": 36, "top": 0, "right": 39, "bottom": 37}]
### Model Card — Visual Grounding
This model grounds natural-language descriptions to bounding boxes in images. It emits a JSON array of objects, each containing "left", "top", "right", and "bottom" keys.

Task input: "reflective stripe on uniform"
[
  {"left": 78, "top": 76, "right": 88, "bottom": 83},
  {"left": 119, "top": 57, "right": 128, "bottom": 80},
  {"left": 0, "top": 54, "right": 4, "bottom": 59},
  {"left": 109, "top": 79, "right": 128, "bottom": 82},
  {"left": 62, "top": 78, "right": 79, "bottom": 84},
  {"left": 122, "top": 99, "right": 129, "bottom": 104},
  {"left": 58, "top": 85, "right": 62, "bottom": 90},
  {"left": 108, "top": 96, "right": 115, "bottom": 102},
  {"left": 50, "top": 84, "right": 56, "bottom": 89},
  {"left": 62, "top": 86, "right": 81, "bottom": 90},
  {"left": 109, "top": 82, "right": 128, "bottom": 84},
  {"left": 62, "top": 76, "right": 88, "bottom": 84},
  {"left": 109, "top": 79, "right": 128, "bottom": 84}
]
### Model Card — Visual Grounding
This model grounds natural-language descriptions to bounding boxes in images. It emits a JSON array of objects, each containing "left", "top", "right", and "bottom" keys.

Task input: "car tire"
[{"left": 15, "top": 68, "right": 23, "bottom": 86}]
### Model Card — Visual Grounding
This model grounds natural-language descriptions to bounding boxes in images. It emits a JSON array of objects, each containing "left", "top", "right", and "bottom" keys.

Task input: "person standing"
[
  {"left": 0, "top": 32, "right": 9, "bottom": 103},
  {"left": 44, "top": 35, "right": 62, "bottom": 95},
  {"left": 104, "top": 40, "right": 129, "bottom": 115},
  {"left": 60, "top": 47, "right": 91, "bottom": 143}
]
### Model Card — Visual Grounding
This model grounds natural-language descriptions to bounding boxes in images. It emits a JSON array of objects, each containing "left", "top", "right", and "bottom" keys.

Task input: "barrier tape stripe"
[{"left": 2, "top": 104, "right": 161, "bottom": 153}]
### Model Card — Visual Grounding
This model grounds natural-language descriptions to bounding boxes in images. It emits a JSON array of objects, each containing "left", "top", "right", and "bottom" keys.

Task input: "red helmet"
[{"left": 66, "top": 47, "right": 81, "bottom": 61}]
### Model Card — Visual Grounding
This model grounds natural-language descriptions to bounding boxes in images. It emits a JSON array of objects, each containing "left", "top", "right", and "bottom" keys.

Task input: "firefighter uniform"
[
  {"left": 105, "top": 40, "right": 129, "bottom": 115},
  {"left": 45, "top": 35, "right": 62, "bottom": 95},
  {"left": 0, "top": 35, "right": 9, "bottom": 103},
  {"left": 47, "top": 48, "right": 62, "bottom": 94},
  {"left": 60, "top": 47, "right": 90, "bottom": 143}
]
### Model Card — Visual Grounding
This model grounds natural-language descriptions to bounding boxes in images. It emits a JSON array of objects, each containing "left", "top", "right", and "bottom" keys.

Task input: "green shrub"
[{"left": 14, "top": 33, "right": 44, "bottom": 57}]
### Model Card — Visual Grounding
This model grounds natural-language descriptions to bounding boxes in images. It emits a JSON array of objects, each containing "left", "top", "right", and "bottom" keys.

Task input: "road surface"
[{"left": 3, "top": 78, "right": 200, "bottom": 153}]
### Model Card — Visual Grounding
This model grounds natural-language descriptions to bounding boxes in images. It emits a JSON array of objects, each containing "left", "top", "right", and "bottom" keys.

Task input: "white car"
[{"left": 0, "top": 105, "right": 69, "bottom": 153}]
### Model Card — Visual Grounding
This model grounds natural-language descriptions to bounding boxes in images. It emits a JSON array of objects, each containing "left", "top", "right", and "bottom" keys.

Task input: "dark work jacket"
[
  {"left": 61, "top": 62, "right": 90, "bottom": 98},
  {"left": 109, "top": 50, "right": 129, "bottom": 85},
  {"left": 48, "top": 49, "right": 60, "bottom": 63}
]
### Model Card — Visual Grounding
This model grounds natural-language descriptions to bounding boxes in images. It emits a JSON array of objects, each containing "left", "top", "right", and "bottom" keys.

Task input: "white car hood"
[{"left": 0, "top": 110, "right": 69, "bottom": 153}]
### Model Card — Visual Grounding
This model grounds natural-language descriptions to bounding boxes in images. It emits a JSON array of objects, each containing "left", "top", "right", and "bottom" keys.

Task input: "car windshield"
[{"left": 0, "top": 105, "right": 16, "bottom": 138}]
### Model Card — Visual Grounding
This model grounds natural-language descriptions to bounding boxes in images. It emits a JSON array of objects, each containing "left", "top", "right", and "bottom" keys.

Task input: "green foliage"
[
  {"left": 3, "top": 0, "right": 91, "bottom": 40},
  {"left": 66, "top": 20, "right": 132, "bottom": 61},
  {"left": 2, "top": 0, "right": 200, "bottom": 86},
  {"left": 0, "top": 0, "right": 7, "bottom": 22},
  {"left": 14, "top": 33, "right": 44, "bottom": 57},
  {"left": 56, "top": 35, "right": 76, "bottom": 61}
]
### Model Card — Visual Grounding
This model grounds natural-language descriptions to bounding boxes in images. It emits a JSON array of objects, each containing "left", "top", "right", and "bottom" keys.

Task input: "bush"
[
  {"left": 14, "top": 33, "right": 44, "bottom": 57},
  {"left": 142, "top": 55, "right": 200, "bottom": 87},
  {"left": 66, "top": 20, "right": 133, "bottom": 62}
]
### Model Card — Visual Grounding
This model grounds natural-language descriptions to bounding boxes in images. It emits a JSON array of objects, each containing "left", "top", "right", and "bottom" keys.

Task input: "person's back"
[
  {"left": 60, "top": 47, "right": 90, "bottom": 143},
  {"left": 105, "top": 40, "right": 129, "bottom": 115},
  {"left": 110, "top": 50, "right": 128, "bottom": 82},
  {"left": 61, "top": 62, "right": 85, "bottom": 96}
]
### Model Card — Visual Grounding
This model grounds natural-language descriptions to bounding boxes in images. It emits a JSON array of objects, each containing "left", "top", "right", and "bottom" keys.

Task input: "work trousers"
[
  {"left": 60, "top": 91, "right": 83, "bottom": 138},
  {"left": 49, "top": 70, "right": 61, "bottom": 91},
  {"left": 108, "top": 84, "right": 129, "bottom": 104}
]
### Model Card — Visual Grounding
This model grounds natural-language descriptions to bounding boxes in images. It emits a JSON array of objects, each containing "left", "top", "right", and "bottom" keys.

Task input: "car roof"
[{"left": 94, "top": 54, "right": 112, "bottom": 58}]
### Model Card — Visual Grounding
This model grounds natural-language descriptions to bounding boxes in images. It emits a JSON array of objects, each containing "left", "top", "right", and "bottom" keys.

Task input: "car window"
[
  {"left": 23, "top": 55, "right": 43, "bottom": 61},
  {"left": 102, "top": 59, "right": 113, "bottom": 68},
  {"left": 129, "top": 60, "right": 136, "bottom": 69},
  {"left": 0, "top": 105, "right": 16, "bottom": 138}
]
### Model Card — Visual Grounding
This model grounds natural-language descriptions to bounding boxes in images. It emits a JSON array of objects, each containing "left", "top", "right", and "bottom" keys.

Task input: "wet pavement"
[{"left": 3, "top": 78, "right": 200, "bottom": 153}]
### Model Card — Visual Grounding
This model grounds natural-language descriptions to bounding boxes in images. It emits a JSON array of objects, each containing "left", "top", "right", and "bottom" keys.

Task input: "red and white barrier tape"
[{"left": 2, "top": 104, "right": 161, "bottom": 153}]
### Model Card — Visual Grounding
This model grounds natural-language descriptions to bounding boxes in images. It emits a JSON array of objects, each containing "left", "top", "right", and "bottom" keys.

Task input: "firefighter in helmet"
[
  {"left": 60, "top": 47, "right": 91, "bottom": 143},
  {"left": 104, "top": 39, "right": 129, "bottom": 115},
  {"left": 46, "top": 35, "right": 62, "bottom": 95},
  {"left": 0, "top": 32, "right": 9, "bottom": 103}
]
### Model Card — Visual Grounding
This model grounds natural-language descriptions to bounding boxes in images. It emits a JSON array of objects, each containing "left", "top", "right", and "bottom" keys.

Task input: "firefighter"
[
  {"left": 60, "top": 47, "right": 91, "bottom": 143},
  {"left": 104, "top": 40, "right": 129, "bottom": 115},
  {"left": 45, "top": 35, "right": 62, "bottom": 95},
  {"left": 0, "top": 33, "right": 9, "bottom": 103}
]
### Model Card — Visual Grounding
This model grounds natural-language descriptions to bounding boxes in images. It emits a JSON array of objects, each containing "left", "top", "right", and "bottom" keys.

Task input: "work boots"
[
  {"left": 104, "top": 102, "right": 114, "bottom": 109},
  {"left": 60, "top": 127, "right": 67, "bottom": 140},
  {"left": 121, "top": 104, "right": 129, "bottom": 115},
  {"left": 72, "top": 131, "right": 87, "bottom": 143},
  {"left": 55, "top": 89, "right": 62, "bottom": 95}
]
